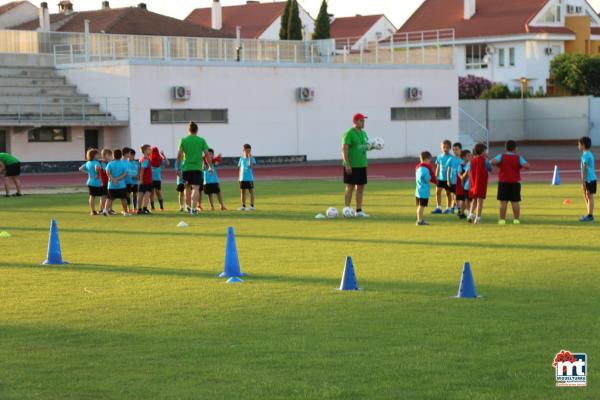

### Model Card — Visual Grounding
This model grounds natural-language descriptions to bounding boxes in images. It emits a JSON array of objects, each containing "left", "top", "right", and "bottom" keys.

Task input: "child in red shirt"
[
  {"left": 468, "top": 143, "right": 492, "bottom": 224},
  {"left": 99, "top": 148, "right": 112, "bottom": 214},
  {"left": 491, "top": 140, "right": 530, "bottom": 225},
  {"left": 137, "top": 144, "right": 153, "bottom": 215}
]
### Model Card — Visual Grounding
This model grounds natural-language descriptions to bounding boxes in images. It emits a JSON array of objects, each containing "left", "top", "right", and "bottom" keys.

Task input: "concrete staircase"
[{"left": 0, "top": 65, "right": 120, "bottom": 125}]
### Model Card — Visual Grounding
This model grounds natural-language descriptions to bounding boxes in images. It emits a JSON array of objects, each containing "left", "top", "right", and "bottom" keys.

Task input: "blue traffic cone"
[
  {"left": 456, "top": 262, "right": 478, "bottom": 298},
  {"left": 338, "top": 256, "right": 360, "bottom": 290},
  {"left": 42, "top": 219, "right": 68, "bottom": 265},
  {"left": 219, "top": 227, "right": 246, "bottom": 278},
  {"left": 552, "top": 165, "right": 561, "bottom": 186}
]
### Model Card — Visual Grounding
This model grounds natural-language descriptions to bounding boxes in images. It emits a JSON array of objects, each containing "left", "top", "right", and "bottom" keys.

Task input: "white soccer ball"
[
  {"left": 326, "top": 207, "right": 339, "bottom": 218},
  {"left": 367, "top": 137, "right": 384, "bottom": 151},
  {"left": 342, "top": 206, "right": 355, "bottom": 218}
]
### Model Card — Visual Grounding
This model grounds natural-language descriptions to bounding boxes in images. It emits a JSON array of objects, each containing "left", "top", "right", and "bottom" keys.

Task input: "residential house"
[
  {"left": 0, "top": 1, "right": 37, "bottom": 29},
  {"left": 330, "top": 14, "right": 396, "bottom": 51}
]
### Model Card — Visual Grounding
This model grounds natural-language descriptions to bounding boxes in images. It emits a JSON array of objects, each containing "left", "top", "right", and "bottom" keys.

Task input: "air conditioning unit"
[
  {"left": 406, "top": 87, "right": 423, "bottom": 101},
  {"left": 172, "top": 86, "right": 191, "bottom": 101},
  {"left": 296, "top": 87, "right": 315, "bottom": 102},
  {"left": 544, "top": 47, "right": 553, "bottom": 56}
]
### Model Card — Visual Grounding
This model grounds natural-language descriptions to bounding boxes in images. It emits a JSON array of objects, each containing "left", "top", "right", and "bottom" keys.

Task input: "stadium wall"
[{"left": 58, "top": 62, "right": 459, "bottom": 162}]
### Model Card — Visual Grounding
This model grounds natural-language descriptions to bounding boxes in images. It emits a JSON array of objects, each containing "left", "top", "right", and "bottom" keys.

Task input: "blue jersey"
[
  {"left": 238, "top": 157, "right": 256, "bottom": 182},
  {"left": 151, "top": 159, "right": 167, "bottom": 181},
  {"left": 204, "top": 165, "right": 219, "bottom": 184},
  {"left": 174, "top": 160, "right": 184, "bottom": 185},
  {"left": 581, "top": 151, "right": 597, "bottom": 182},
  {"left": 81, "top": 160, "right": 102, "bottom": 187},
  {"left": 106, "top": 160, "right": 128, "bottom": 189},
  {"left": 415, "top": 166, "right": 431, "bottom": 199},
  {"left": 128, "top": 160, "right": 139, "bottom": 184},
  {"left": 448, "top": 156, "right": 463, "bottom": 185},
  {"left": 463, "top": 161, "right": 471, "bottom": 191},
  {"left": 435, "top": 153, "right": 453, "bottom": 181}
]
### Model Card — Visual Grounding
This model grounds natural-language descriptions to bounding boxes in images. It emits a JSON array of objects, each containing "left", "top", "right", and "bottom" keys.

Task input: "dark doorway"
[
  {"left": 84, "top": 129, "right": 99, "bottom": 157},
  {"left": 0, "top": 130, "right": 6, "bottom": 153}
]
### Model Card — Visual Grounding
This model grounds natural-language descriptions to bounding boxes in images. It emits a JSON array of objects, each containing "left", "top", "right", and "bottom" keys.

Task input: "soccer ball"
[
  {"left": 342, "top": 207, "right": 355, "bottom": 218},
  {"left": 326, "top": 207, "right": 339, "bottom": 218},
  {"left": 368, "top": 137, "right": 385, "bottom": 151}
]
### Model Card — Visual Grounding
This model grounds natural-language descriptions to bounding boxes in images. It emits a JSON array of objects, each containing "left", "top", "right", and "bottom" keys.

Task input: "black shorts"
[
  {"left": 449, "top": 184, "right": 457, "bottom": 194},
  {"left": 176, "top": 183, "right": 185, "bottom": 193},
  {"left": 88, "top": 186, "right": 104, "bottom": 196},
  {"left": 108, "top": 188, "right": 127, "bottom": 200},
  {"left": 182, "top": 170, "right": 203, "bottom": 186},
  {"left": 100, "top": 186, "right": 108, "bottom": 196},
  {"left": 437, "top": 180, "right": 449, "bottom": 190},
  {"left": 152, "top": 181, "right": 162, "bottom": 190},
  {"left": 585, "top": 180, "right": 597, "bottom": 195},
  {"left": 456, "top": 194, "right": 466, "bottom": 201},
  {"left": 204, "top": 183, "right": 221, "bottom": 194},
  {"left": 240, "top": 181, "right": 254, "bottom": 190},
  {"left": 138, "top": 184, "right": 153, "bottom": 193},
  {"left": 497, "top": 182, "right": 522, "bottom": 202},
  {"left": 4, "top": 162, "right": 21, "bottom": 177},
  {"left": 343, "top": 167, "right": 368, "bottom": 185},
  {"left": 126, "top": 184, "right": 138, "bottom": 194},
  {"left": 416, "top": 197, "right": 429, "bottom": 207}
]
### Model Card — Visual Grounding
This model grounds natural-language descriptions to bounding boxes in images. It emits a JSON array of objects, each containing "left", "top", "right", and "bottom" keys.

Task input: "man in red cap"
[{"left": 341, "top": 113, "right": 370, "bottom": 218}]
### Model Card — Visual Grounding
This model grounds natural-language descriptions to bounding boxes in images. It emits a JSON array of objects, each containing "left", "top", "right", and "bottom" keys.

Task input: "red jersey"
[
  {"left": 139, "top": 156, "right": 153, "bottom": 185},
  {"left": 456, "top": 163, "right": 465, "bottom": 196},
  {"left": 100, "top": 161, "right": 108, "bottom": 187},
  {"left": 469, "top": 155, "right": 489, "bottom": 199},
  {"left": 497, "top": 153, "right": 523, "bottom": 183},
  {"left": 416, "top": 162, "right": 437, "bottom": 185}
]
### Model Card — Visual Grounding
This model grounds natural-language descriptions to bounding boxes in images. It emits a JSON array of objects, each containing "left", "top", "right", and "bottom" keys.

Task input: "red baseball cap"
[{"left": 353, "top": 113, "right": 367, "bottom": 123}]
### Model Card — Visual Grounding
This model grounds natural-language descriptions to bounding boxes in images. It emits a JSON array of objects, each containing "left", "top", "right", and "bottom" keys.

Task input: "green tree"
[
  {"left": 312, "top": 0, "right": 330, "bottom": 40},
  {"left": 279, "top": 0, "right": 292, "bottom": 40},
  {"left": 287, "top": 0, "right": 303, "bottom": 40},
  {"left": 480, "top": 83, "right": 511, "bottom": 99},
  {"left": 550, "top": 53, "right": 600, "bottom": 96}
]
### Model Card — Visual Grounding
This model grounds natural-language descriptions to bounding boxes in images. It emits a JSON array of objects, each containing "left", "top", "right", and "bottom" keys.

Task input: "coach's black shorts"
[
  {"left": 585, "top": 180, "right": 597, "bottom": 195},
  {"left": 416, "top": 197, "right": 429, "bottom": 207},
  {"left": 152, "top": 180, "right": 162, "bottom": 190},
  {"left": 183, "top": 170, "right": 203, "bottom": 186},
  {"left": 138, "top": 184, "right": 152, "bottom": 193},
  {"left": 88, "top": 186, "right": 104, "bottom": 197},
  {"left": 4, "top": 162, "right": 20, "bottom": 177},
  {"left": 176, "top": 183, "right": 185, "bottom": 193},
  {"left": 126, "top": 184, "right": 138, "bottom": 194},
  {"left": 497, "top": 182, "right": 521, "bottom": 202},
  {"left": 343, "top": 167, "right": 368, "bottom": 186},
  {"left": 204, "top": 183, "right": 221, "bottom": 195},
  {"left": 108, "top": 188, "right": 127, "bottom": 200},
  {"left": 437, "top": 180, "right": 449, "bottom": 190},
  {"left": 240, "top": 181, "right": 254, "bottom": 190}
]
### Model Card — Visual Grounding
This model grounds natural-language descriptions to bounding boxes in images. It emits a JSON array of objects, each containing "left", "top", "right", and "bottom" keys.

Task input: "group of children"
[
  {"left": 416, "top": 137, "right": 596, "bottom": 225},
  {"left": 80, "top": 143, "right": 257, "bottom": 216}
]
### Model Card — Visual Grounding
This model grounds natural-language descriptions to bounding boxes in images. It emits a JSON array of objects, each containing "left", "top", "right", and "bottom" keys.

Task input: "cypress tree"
[
  {"left": 287, "top": 0, "right": 303, "bottom": 40},
  {"left": 279, "top": 0, "right": 292, "bottom": 40},
  {"left": 312, "top": 0, "right": 330, "bottom": 40}
]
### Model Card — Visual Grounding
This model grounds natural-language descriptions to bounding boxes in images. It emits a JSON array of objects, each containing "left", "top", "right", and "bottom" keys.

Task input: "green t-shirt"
[
  {"left": 342, "top": 128, "right": 368, "bottom": 168},
  {"left": 178, "top": 135, "right": 209, "bottom": 172},
  {"left": 0, "top": 153, "right": 19, "bottom": 166}
]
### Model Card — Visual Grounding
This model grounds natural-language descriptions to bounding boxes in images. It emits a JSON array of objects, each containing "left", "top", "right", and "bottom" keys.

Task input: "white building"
[
  {"left": 330, "top": 14, "right": 396, "bottom": 51},
  {"left": 399, "top": 0, "right": 600, "bottom": 94},
  {"left": 186, "top": 1, "right": 315, "bottom": 40},
  {"left": 0, "top": 0, "right": 38, "bottom": 29}
]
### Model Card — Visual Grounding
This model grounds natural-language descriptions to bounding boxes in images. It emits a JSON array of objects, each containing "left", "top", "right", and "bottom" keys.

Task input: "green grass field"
[{"left": 0, "top": 180, "right": 598, "bottom": 399}]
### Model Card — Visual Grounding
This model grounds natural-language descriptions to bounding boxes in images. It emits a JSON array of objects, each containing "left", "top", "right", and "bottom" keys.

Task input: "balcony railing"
[{"left": 0, "top": 29, "right": 455, "bottom": 67}]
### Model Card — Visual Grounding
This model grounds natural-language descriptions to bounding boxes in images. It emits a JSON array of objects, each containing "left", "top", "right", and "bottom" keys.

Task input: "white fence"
[{"left": 0, "top": 29, "right": 455, "bottom": 67}]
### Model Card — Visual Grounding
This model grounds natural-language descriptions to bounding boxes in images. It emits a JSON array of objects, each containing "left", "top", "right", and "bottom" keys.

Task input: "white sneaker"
[
  {"left": 122, "top": 212, "right": 131, "bottom": 217},
  {"left": 238, "top": 206, "right": 246, "bottom": 211},
  {"left": 356, "top": 211, "right": 370, "bottom": 218},
  {"left": 474, "top": 217, "right": 481, "bottom": 224},
  {"left": 247, "top": 206, "right": 255, "bottom": 211}
]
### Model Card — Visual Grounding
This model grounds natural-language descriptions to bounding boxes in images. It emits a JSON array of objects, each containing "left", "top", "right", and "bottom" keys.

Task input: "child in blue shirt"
[
  {"left": 447, "top": 142, "right": 463, "bottom": 213},
  {"left": 432, "top": 140, "right": 454, "bottom": 214},
  {"left": 204, "top": 148, "right": 227, "bottom": 211},
  {"left": 460, "top": 150, "right": 472, "bottom": 219},
  {"left": 174, "top": 160, "right": 189, "bottom": 212},
  {"left": 103, "top": 149, "right": 130, "bottom": 216},
  {"left": 238, "top": 144, "right": 256, "bottom": 211},
  {"left": 79, "top": 148, "right": 103, "bottom": 215},
  {"left": 416, "top": 151, "right": 433, "bottom": 226},
  {"left": 578, "top": 136, "right": 596, "bottom": 222},
  {"left": 122, "top": 147, "right": 139, "bottom": 212}
]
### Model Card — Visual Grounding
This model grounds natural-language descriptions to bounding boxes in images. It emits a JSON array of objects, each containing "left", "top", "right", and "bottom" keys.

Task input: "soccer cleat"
[
  {"left": 238, "top": 206, "right": 246, "bottom": 211},
  {"left": 443, "top": 208, "right": 453, "bottom": 214},
  {"left": 356, "top": 211, "right": 370, "bottom": 218},
  {"left": 431, "top": 208, "right": 442, "bottom": 214},
  {"left": 474, "top": 217, "right": 482, "bottom": 224},
  {"left": 513, "top": 219, "right": 521, "bottom": 225},
  {"left": 416, "top": 220, "right": 430, "bottom": 226},
  {"left": 579, "top": 215, "right": 594, "bottom": 222},
  {"left": 498, "top": 219, "right": 506, "bottom": 225},
  {"left": 221, "top": 207, "right": 228, "bottom": 211},
  {"left": 102, "top": 210, "right": 109, "bottom": 217},
  {"left": 248, "top": 206, "right": 255, "bottom": 211}
]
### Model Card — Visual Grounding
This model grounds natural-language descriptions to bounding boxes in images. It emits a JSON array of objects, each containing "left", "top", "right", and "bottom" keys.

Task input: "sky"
[{"left": 16, "top": 0, "right": 600, "bottom": 28}]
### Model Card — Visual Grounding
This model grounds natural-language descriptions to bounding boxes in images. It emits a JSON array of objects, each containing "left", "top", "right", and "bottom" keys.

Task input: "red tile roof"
[
  {"left": 185, "top": 1, "right": 286, "bottom": 39},
  {"left": 0, "top": 1, "right": 26, "bottom": 15},
  {"left": 399, "top": 0, "right": 575, "bottom": 39},
  {"left": 12, "top": 6, "right": 232, "bottom": 38},
  {"left": 330, "top": 14, "right": 386, "bottom": 40}
]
